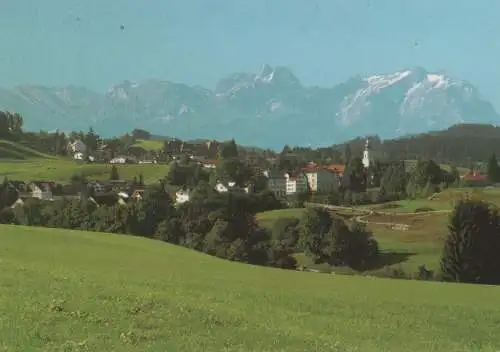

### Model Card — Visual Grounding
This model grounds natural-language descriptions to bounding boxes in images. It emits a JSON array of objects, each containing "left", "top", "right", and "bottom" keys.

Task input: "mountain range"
[{"left": 0, "top": 65, "right": 498, "bottom": 149}]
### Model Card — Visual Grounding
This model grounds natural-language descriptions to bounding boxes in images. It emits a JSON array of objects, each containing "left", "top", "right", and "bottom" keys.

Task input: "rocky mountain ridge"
[{"left": 0, "top": 65, "right": 497, "bottom": 149}]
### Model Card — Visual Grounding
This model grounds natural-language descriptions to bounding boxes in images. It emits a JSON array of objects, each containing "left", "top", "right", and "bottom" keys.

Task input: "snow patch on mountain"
[
  {"left": 338, "top": 68, "right": 473, "bottom": 126},
  {"left": 426, "top": 74, "right": 449, "bottom": 88},
  {"left": 364, "top": 70, "right": 411, "bottom": 91},
  {"left": 178, "top": 104, "right": 194, "bottom": 115}
]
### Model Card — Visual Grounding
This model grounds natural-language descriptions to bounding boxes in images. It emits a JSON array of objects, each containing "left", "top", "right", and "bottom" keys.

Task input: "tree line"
[{"left": 0, "top": 176, "right": 380, "bottom": 272}]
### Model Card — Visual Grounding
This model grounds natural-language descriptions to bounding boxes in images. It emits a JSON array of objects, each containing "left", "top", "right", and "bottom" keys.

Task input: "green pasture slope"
[
  {"left": 0, "top": 159, "right": 170, "bottom": 184},
  {"left": 132, "top": 139, "right": 164, "bottom": 151},
  {"left": 0, "top": 140, "right": 170, "bottom": 184},
  {"left": 1, "top": 225, "right": 500, "bottom": 351},
  {"left": 0, "top": 140, "right": 55, "bottom": 160}
]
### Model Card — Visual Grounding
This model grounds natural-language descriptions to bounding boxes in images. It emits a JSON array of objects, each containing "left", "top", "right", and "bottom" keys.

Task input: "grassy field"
[
  {"left": 256, "top": 207, "right": 447, "bottom": 274},
  {"left": 257, "top": 189, "right": 500, "bottom": 276},
  {"left": 255, "top": 208, "right": 304, "bottom": 228},
  {"left": 0, "top": 140, "right": 56, "bottom": 160},
  {"left": 363, "top": 187, "right": 500, "bottom": 213},
  {"left": 2, "top": 225, "right": 500, "bottom": 351},
  {"left": 132, "top": 139, "right": 164, "bottom": 151},
  {"left": 0, "top": 159, "right": 170, "bottom": 184}
]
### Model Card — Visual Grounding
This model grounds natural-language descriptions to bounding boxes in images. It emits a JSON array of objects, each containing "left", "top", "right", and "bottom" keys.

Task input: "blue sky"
[{"left": 1, "top": 0, "right": 500, "bottom": 106}]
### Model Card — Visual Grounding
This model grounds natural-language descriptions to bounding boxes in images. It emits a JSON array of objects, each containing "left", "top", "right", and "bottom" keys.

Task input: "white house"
[
  {"left": 215, "top": 182, "right": 229, "bottom": 193},
  {"left": 214, "top": 181, "right": 250, "bottom": 194},
  {"left": 284, "top": 172, "right": 309, "bottom": 195},
  {"left": 202, "top": 160, "right": 217, "bottom": 169},
  {"left": 109, "top": 156, "right": 132, "bottom": 164},
  {"left": 303, "top": 166, "right": 339, "bottom": 193},
  {"left": 176, "top": 189, "right": 191, "bottom": 204},
  {"left": 266, "top": 171, "right": 287, "bottom": 198},
  {"left": 28, "top": 182, "right": 53, "bottom": 200},
  {"left": 74, "top": 152, "right": 84, "bottom": 160},
  {"left": 67, "top": 139, "right": 87, "bottom": 154}
]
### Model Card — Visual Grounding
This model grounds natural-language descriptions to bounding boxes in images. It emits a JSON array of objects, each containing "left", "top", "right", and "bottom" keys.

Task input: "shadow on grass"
[{"left": 369, "top": 251, "right": 417, "bottom": 270}]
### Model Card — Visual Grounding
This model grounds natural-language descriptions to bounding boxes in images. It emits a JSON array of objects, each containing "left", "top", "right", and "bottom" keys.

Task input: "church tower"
[{"left": 362, "top": 139, "right": 370, "bottom": 169}]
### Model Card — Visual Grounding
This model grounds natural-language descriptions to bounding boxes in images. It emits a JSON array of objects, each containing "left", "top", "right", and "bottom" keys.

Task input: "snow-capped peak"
[
  {"left": 256, "top": 64, "right": 275, "bottom": 82},
  {"left": 426, "top": 73, "right": 450, "bottom": 88},
  {"left": 339, "top": 68, "right": 469, "bottom": 126},
  {"left": 364, "top": 70, "right": 411, "bottom": 90},
  {"left": 107, "top": 80, "right": 138, "bottom": 100}
]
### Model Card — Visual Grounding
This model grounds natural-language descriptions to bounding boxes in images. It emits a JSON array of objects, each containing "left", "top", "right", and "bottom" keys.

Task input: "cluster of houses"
[
  {"left": 264, "top": 163, "right": 345, "bottom": 198},
  {"left": 174, "top": 162, "right": 346, "bottom": 204},
  {"left": 5, "top": 179, "right": 147, "bottom": 209},
  {"left": 32, "top": 137, "right": 373, "bottom": 207},
  {"left": 3, "top": 176, "right": 256, "bottom": 209},
  {"left": 66, "top": 137, "right": 221, "bottom": 165}
]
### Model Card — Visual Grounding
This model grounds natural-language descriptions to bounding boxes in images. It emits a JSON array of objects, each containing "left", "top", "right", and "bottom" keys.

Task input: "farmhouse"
[
  {"left": 302, "top": 165, "right": 340, "bottom": 193},
  {"left": 461, "top": 172, "right": 490, "bottom": 187}
]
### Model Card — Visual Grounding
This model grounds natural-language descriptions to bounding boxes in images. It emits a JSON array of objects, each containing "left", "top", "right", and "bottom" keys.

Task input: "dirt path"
[{"left": 305, "top": 202, "right": 451, "bottom": 230}]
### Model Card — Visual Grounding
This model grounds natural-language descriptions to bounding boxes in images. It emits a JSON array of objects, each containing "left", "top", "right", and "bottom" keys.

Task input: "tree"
[
  {"left": 271, "top": 217, "right": 300, "bottom": 249},
  {"left": 406, "top": 160, "right": 443, "bottom": 198},
  {"left": 298, "top": 208, "right": 333, "bottom": 262},
  {"left": 12, "top": 198, "right": 46, "bottom": 226},
  {"left": 343, "top": 157, "right": 366, "bottom": 193},
  {"left": 487, "top": 153, "right": 500, "bottom": 183},
  {"left": 109, "top": 165, "right": 120, "bottom": 180},
  {"left": 219, "top": 139, "right": 239, "bottom": 159},
  {"left": 0, "top": 111, "right": 9, "bottom": 139},
  {"left": 298, "top": 208, "right": 379, "bottom": 268},
  {"left": 84, "top": 127, "right": 99, "bottom": 153},
  {"left": 450, "top": 166, "right": 460, "bottom": 187},
  {"left": 343, "top": 144, "right": 352, "bottom": 165},
  {"left": 216, "top": 158, "right": 253, "bottom": 187},
  {"left": 440, "top": 200, "right": 500, "bottom": 284},
  {"left": 369, "top": 159, "right": 384, "bottom": 187},
  {"left": 130, "top": 184, "right": 175, "bottom": 237},
  {"left": 378, "top": 161, "right": 407, "bottom": 201}
]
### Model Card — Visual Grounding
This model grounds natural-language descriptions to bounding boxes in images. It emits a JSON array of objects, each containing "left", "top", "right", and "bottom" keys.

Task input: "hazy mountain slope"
[{"left": 0, "top": 65, "right": 497, "bottom": 149}]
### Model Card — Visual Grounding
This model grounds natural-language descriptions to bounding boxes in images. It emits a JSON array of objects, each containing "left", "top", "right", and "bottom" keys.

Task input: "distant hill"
[
  {"left": 0, "top": 140, "right": 55, "bottom": 160},
  {"left": 332, "top": 123, "right": 500, "bottom": 165},
  {"left": 0, "top": 65, "right": 498, "bottom": 149}
]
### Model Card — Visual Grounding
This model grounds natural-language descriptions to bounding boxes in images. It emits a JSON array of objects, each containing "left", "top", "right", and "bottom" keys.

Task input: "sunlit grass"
[
  {"left": 0, "top": 159, "right": 170, "bottom": 184},
  {"left": 1, "top": 224, "right": 500, "bottom": 351}
]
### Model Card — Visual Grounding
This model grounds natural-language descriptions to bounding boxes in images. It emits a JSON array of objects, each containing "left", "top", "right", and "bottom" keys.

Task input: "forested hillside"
[{"left": 322, "top": 124, "right": 500, "bottom": 166}]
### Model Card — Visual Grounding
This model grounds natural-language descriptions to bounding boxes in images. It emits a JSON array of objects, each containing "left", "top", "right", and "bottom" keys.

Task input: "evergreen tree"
[
  {"left": 378, "top": 161, "right": 407, "bottom": 201},
  {"left": 219, "top": 139, "right": 239, "bottom": 159},
  {"left": 109, "top": 165, "right": 120, "bottom": 180},
  {"left": 440, "top": 200, "right": 500, "bottom": 284},
  {"left": 487, "top": 153, "right": 500, "bottom": 182},
  {"left": 343, "top": 157, "right": 366, "bottom": 193},
  {"left": 450, "top": 166, "right": 460, "bottom": 187},
  {"left": 343, "top": 144, "right": 352, "bottom": 166}
]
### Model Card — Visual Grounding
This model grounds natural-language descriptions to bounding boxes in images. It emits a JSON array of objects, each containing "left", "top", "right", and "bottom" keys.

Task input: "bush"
[
  {"left": 414, "top": 207, "right": 435, "bottom": 213},
  {"left": 377, "top": 203, "right": 402, "bottom": 210},
  {"left": 414, "top": 264, "right": 434, "bottom": 281}
]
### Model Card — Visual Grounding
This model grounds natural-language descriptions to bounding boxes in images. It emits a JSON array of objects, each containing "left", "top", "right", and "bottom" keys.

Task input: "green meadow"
[
  {"left": 1, "top": 224, "right": 500, "bottom": 351},
  {"left": 131, "top": 139, "right": 164, "bottom": 151},
  {"left": 0, "top": 159, "right": 170, "bottom": 184}
]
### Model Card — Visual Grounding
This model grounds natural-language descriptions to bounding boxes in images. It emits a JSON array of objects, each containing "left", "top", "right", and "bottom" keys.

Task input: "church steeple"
[{"left": 362, "top": 139, "right": 370, "bottom": 169}]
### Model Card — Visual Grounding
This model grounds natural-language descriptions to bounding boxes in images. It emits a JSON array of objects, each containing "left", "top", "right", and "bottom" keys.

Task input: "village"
[{"left": 5, "top": 135, "right": 490, "bottom": 213}]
